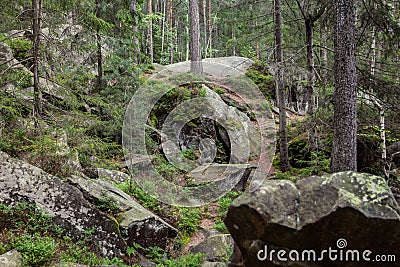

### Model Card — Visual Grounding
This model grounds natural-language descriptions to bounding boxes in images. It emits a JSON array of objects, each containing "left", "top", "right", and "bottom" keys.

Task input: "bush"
[
  {"left": 13, "top": 233, "right": 57, "bottom": 267},
  {"left": 157, "top": 253, "right": 203, "bottom": 267},
  {"left": 5, "top": 38, "right": 33, "bottom": 63}
]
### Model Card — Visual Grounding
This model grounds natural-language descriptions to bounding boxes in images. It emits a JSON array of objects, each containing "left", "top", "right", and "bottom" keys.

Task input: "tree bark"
[
  {"left": 168, "top": 0, "right": 173, "bottom": 63},
  {"left": 95, "top": 0, "right": 103, "bottom": 92},
  {"left": 207, "top": 0, "right": 212, "bottom": 58},
  {"left": 275, "top": 0, "right": 290, "bottom": 172},
  {"left": 161, "top": 0, "right": 166, "bottom": 53},
  {"left": 331, "top": 0, "right": 357, "bottom": 172},
  {"left": 148, "top": 0, "right": 154, "bottom": 63},
  {"left": 186, "top": 13, "right": 189, "bottom": 61},
  {"left": 32, "top": 0, "right": 42, "bottom": 117},
  {"left": 189, "top": 0, "right": 203, "bottom": 75},
  {"left": 130, "top": 0, "right": 140, "bottom": 63},
  {"left": 320, "top": 9, "right": 328, "bottom": 84},
  {"left": 305, "top": 16, "right": 317, "bottom": 152},
  {"left": 202, "top": 0, "right": 207, "bottom": 57}
]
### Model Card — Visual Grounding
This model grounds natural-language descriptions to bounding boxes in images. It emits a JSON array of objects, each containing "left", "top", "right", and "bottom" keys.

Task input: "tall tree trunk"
[
  {"left": 370, "top": 27, "right": 387, "bottom": 175},
  {"left": 161, "top": 0, "right": 166, "bottom": 53},
  {"left": 202, "top": 0, "right": 207, "bottom": 57},
  {"left": 207, "top": 0, "right": 212, "bottom": 58},
  {"left": 95, "top": 0, "right": 103, "bottom": 92},
  {"left": 305, "top": 17, "right": 317, "bottom": 152},
  {"left": 331, "top": 0, "right": 357, "bottom": 172},
  {"left": 148, "top": 0, "right": 154, "bottom": 63},
  {"left": 189, "top": 0, "right": 203, "bottom": 75},
  {"left": 186, "top": 13, "right": 189, "bottom": 61},
  {"left": 130, "top": 0, "right": 140, "bottom": 63},
  {"left": 320, "top": 9, "right": 328, "bottom": 84},
  {"left": 168, "top": 0, "right": 173, "bottom": 63},
  {"left": 232, "top": 25, "right": 236, "bottom": 56},
  {"left": 275, "top": 0, "right": 290, "bottom": 172},
  {"left": 32, "top": 0, "right": 42, "bottom": 117}
]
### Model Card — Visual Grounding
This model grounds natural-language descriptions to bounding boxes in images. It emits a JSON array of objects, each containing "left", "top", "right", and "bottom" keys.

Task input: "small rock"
[
  {"left": 190, "top": 232, "right": 234, "bottom": 262},
  {"left": 97, "top": 168, "right": 130, "bottom": 183},
  {"left": 202, "top": 262, "right": 227, "bottom": 267},
  {"left": 0, "top": 250, "right": 23, "bottom": 267}
]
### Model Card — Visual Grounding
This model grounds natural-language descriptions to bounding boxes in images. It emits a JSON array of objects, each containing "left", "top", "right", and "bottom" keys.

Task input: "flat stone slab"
[{"left": 189, "top": 163, "right": 256, "bottom": 184}]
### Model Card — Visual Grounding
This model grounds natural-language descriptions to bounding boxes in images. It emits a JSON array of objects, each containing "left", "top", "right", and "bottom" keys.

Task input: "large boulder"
[
  {"left": 0, "top": 151, "right": 125, "bottom": 257},
  {"left": 224, "top": 172, "right": 400, "bottom": 267},
  {"left": 68, "top": 175, "right": 178, "bottom": 249}
]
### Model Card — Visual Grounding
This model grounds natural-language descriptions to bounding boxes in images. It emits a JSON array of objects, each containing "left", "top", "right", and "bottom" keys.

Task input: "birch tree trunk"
[
  {"left": 202, "top": 0, "right": 207, "bottom": 57},
  {"left": 186, "top": 13, "right": 189, "bottom": 61},
  {"left": 148, "top": 0, "right": 154, "bottom": 63}
]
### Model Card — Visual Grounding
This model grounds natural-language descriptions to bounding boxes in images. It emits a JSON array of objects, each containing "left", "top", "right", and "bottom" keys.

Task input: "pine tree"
[
  {"left": 189, "top": 0, "right": 203, "bottom": 75},
  {"left": 331, "top": 0, "right": 357, "bottom": 172}
]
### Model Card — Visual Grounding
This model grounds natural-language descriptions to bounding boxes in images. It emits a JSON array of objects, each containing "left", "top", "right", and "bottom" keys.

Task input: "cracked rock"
[{"left": 224, "top": 172, "right": 400, "bottom": 267}]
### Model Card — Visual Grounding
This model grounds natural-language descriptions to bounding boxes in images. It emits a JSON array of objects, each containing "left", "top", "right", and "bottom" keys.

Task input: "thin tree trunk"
[
  {"left": 275, "top": 0, "right": 290, "bottom": 172},
  {"left": 321, "top": 9, "right": 328, "bottom": 84},
  {"left": 186, "top": 13, "right": 189, "bottom": 61},
  {"left": 130, "top": 0, "right": 140, "bottom": 63},
  {"left": 331, "top": 0, "right": 357, "bottom": 172},
  {"left": 305, "top": 17, "right": 317, "bottom": 152},
  {"left": 95, "top": 33, "right": 103, "bottom": 91},
  {"left": 232, "top": 26, "right": 236, "bottom": 56},
  {"left": 370, "top": 27, "right": 376, "bottom": 75},
  {"left": 208, "top": 0, "right": 212, "bottom": 58},
  {"left": 32, "top": 0, "right": 42, "bottom": 117},
  {"left": 370, "top": 27, "right": 387, "bottom": 175},
  {"left": 168, "top": 0, "right": 173, "bottom": 63},
  {"left": 95, "top": 0, "right": 103, "bottom": 92},
  {"left": 161, "top": 0, "right": 166, "bottom": 53},
  {"left": 255, "top": 22, "right": 260, "bottom": 59},
  {"left": 189, "top": 0, "right": 203, "bottom": 75},
  {"left": 202, "top": 0, "right": 207, "bottom": 57},
  {"left": 148, "top": 0, "right": 154, "bottom": 63}
]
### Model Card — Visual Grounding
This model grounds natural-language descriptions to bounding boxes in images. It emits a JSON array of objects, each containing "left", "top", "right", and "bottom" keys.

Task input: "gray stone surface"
[
  {"left": 0, "top": 151, "right": 125, "bottom": 257},
  {"left": 97, "top": 168, "right": 130, "bottom": 183},
  {"left": 0, "top": 250, "right": 23, "bottom": 267},
  {"left": 201, "top": 262, "right": 227, "bottom": 267},
  {"left": 68, "top": 175, "right": 178, "bottom": 249},
  {"left": 225, "top": 172, "right": 400, "bottom": 267},
  {"left": 188, "top": 163, "right": 255, "bottom": 191},
  {"left": 190, "top": 231, "right": 233, "bottom": 262}
]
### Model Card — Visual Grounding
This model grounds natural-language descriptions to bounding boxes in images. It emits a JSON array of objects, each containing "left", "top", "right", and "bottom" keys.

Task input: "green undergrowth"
[
  {"left": 213, "top": 191, "right": 242, "bottom": 233},
  {"left": 0, "top": 202, "right": 127, "bottom": 266},
  {"left": 0, "top": 201, "right": 208, "bottom": 266}
]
